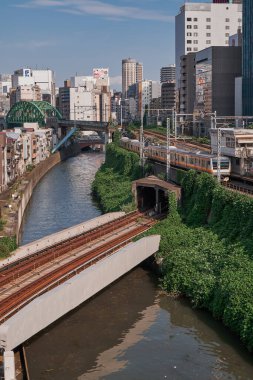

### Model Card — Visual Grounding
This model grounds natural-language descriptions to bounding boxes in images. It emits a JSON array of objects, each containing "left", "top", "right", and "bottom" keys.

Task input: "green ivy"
[
  {"left": 92, "top": 143, "right": 142, "bottom": 212},
  {"left": 0, "top": 237, "right": 17, "bottom": 257}
]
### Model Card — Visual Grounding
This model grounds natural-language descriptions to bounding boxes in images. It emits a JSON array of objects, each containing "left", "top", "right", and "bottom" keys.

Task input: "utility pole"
[
  {"left": 140, "top": 106, "right": 144, "bottom": 171},
  {"left": 120, "top": 104, "right": 123, "bottom": 130},
  {"left": 74, "top": 103, "right": 76, "bottom": 129},
  {"left": 217, "top": 127, "right": 221, "bottom": 184},
  {"left": 174, "top": 109, "right": 177, "bottom": 139},
  {"left": 166, "top": 118, "right": 171, "bottom": 181}
]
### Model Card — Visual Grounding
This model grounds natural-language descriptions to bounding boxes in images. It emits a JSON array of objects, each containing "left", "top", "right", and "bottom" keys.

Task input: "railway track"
[
  {"left": 0, "top": 210, "right": 142, "bottom": 280},
  {"left": 143, "top": 130, "right": 211, "bottom": 152},
  {"left": 222, "top": 182, "right": 253, "bottom": 196},
  {"left": 0, "top": 212, "right": 156, "bottom": 322}
]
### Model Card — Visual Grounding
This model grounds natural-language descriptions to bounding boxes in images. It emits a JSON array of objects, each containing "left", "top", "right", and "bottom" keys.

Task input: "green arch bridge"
[{"left": 6, "top": 101, "right": 62, "bottom": 127}]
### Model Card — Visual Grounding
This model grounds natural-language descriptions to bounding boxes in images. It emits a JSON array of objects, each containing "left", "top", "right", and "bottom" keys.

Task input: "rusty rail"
[{"left": 0, "top": 215, "right": 156, "bottom": 322}]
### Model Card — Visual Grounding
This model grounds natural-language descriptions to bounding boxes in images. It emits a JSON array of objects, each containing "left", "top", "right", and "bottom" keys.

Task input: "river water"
[{"left": 21, "top": 153, "right": 253, "bottom": 380}]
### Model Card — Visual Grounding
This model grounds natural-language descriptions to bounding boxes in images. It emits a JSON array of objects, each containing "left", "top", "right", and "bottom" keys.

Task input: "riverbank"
[
  {"left": 93, "top": 142, "right": 253, "bottom": 352},
  {"left": 0, "top": 143, "right": 80, "bottom": 253}
]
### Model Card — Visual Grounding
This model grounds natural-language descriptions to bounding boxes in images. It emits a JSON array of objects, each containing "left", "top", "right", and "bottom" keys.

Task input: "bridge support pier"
[{"left": 4, "top": 351, "right": 15, "bottom": 380}]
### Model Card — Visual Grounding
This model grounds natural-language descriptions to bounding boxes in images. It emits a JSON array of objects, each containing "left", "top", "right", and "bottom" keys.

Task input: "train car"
[{"left": 120, "top": 137, "right": 231, "bottom": 178}]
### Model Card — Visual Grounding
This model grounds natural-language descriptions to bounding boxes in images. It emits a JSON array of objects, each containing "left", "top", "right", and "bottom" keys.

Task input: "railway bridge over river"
[{"left": 0, "top": 211, "right": 160, "bottom": 380}]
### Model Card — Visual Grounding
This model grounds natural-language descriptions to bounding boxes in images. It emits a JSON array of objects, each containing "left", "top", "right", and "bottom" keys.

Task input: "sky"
[{"left": 0, "top": 0, "right": 210, "bottom": 89}]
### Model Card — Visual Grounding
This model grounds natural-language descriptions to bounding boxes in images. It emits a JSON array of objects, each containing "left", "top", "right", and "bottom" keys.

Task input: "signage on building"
[
  {"left": 93, "top": 68, "right": 109, "bottom": 80},
  {"left": 23, "top": 69, "right": 31, "bottom": 78}
]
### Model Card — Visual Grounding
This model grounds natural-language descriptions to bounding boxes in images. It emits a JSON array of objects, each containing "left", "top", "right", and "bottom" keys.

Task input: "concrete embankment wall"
[
  {"left": 0, "top": 235, "right": 160, "bottom": 351},
  {"left": 16, "top": 143, "right": 80, "bottom": 244}
]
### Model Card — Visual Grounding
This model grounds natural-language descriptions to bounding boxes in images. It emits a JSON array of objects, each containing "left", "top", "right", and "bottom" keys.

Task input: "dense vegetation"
[
  {"left": 144, "top": 171, "right": 253, "bottom": 351},
  {"left": 93, "top": 143, "right": 253, "bottom": 351},
  {"left": 92, "top": 143, "right": 142, "bottom": 212},
  {"left": 0, "top": 237, "right": 17, "bottom": 257}
]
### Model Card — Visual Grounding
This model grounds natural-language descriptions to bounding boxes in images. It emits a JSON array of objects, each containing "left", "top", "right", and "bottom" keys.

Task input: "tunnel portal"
[{"left": 132, "top": 176, "right": 181, "bottom": 215}]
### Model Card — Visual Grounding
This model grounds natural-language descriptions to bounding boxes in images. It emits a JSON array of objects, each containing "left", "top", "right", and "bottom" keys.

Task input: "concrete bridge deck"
[{"left": 0, "top": 213, "right": 160, "bottom": 380}]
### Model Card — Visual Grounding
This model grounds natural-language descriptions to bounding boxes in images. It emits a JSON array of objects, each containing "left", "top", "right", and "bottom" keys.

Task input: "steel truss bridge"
[
  {"left": 6, "top": 101, "right": 62, "bottom": 127},
  {"left": 6, "top": 101, "right": 109, "bottom": 131}
]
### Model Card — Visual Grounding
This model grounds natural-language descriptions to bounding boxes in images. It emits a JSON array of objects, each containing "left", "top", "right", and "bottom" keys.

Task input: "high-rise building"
[
  {"left": 175, "top": 2, "right": 242, "bottom": 86},
  {"left": 179, "top": 53, "right": 196, "bottom": 114},
  {"left": 160, "top": 65, "right": 176, "bottom": 83},
  {"left": 122, "top": 58, "right": 143, "bottom": 99},
  {"left": 194, "top": 46, "right": 242, "bottom": 121},
  {"left": 242, "top": 0, "right": 253, "bottom": 115}
]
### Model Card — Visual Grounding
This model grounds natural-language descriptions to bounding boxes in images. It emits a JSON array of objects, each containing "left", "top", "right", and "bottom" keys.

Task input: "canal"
[{"left": 21, "top": 153, "right": 253, "bottom": 379}]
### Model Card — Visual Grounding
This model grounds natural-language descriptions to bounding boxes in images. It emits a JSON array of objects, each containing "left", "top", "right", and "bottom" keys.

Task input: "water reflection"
[
  {"left": 25, "top": 269, "right": 253, "bottom": 380},
  {"left": 20, "top": 153, "right": 104, "bottom": 245}
]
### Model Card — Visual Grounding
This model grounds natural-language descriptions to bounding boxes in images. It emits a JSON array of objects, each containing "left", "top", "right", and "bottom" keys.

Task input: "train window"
[
  {"left": 221, "top": 161, "right": 229, "bottom": 169},
  {"left": 213, "top": 160, "right": 229, "bottom": 169}
]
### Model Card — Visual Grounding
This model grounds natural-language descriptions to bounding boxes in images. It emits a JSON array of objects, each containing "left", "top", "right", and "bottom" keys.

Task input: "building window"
[
  {"left": 187, "top": 17, "right": 192, "bottom": 21},
  {"left": 206, "top": 40, "right": 211, "bottom": 44},
  {"left": 226, "top": 137, "right": 235, "bottom": 148},
  {"left": 187, "top": 40, "right": 192, "bottom": 44},
  {"left": 206, "top": 18, "right": 211, "bottom": 22},
  {"left": 193, "top": 25, "right": 198, "bottom": 29},
  {"left": 225, "top": 26, "right": 230, "bottom": 30},
  {"left": 193, "top": 40, "right": 198, "bottom": 44},
  {"left": 206, "top": 25, "right": 211, "bottom": 29},
  {"left": 193, "top": 32, "right": 198, "bottom": 37},
  {"left": 187, "top": 47, "right": 192, "bottom": 52},
  {"left": 187, "top": 32, "right": 192, "bottom": 36},
  {"left": 225, "top": 33, "right": 230, "bottom": 37},
  {"left": 225, "top": 18, "right": 230, "bottom": 22},
  {"left": 238, "top": 18, "right": 242, "bottom": 23},
  {"left": 193, "top": 48, "right": 198, "bottom": 52},
  {"left": 206, "top": 33, "right": 211, "bottom": 37},
  {"left": 187, "top": 25, "right": 192, "bottom": 29},
  {"left": 194, "top": 18, "right": 198, "bottom": 22}
]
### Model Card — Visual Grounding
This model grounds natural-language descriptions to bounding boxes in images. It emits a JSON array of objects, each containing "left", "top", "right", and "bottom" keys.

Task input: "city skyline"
[{"left": 1, "top": 0, "right": 210, "bottom": 89}]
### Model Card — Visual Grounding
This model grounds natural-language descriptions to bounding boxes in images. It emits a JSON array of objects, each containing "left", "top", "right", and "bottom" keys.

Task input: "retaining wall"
[{"left": 15, "top": 143, "right": 80, "bottom": 244}]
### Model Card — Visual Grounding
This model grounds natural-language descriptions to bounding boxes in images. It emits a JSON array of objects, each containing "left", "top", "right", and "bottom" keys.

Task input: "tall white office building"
[{"left": 175, "top": 2, "right": 242, "bottom": 86}]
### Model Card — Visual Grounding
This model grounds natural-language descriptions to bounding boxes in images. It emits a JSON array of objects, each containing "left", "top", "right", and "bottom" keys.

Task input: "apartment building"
[
  {"left": 160, "top": 65, "right": 176, "bottom": 83},
  {"left": 11, "top": 68, "right": 56, "bottom": 105}
]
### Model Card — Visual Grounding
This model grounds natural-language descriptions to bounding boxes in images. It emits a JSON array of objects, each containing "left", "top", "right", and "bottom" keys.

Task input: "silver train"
[{"left": 120, "top": 137, "right": 231, "bottom": 177}]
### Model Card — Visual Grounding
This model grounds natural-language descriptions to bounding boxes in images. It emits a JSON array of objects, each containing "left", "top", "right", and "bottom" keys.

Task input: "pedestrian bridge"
[{"left": 0, "top": 212, "right": 160, "bottom": 380}]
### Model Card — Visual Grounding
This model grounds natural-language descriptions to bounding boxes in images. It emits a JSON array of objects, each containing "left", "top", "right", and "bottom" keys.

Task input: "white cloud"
[{"left": 15, "top": 0, "right": 173, "bottom": 22}]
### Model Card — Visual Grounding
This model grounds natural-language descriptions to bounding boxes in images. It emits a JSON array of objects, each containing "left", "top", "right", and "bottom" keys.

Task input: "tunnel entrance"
[
  {"left": 137, "top": 187, "right": 156, "bottom": 211},
  {"left": 132, "top": 176, "right": 181, "bottom": 216}
]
